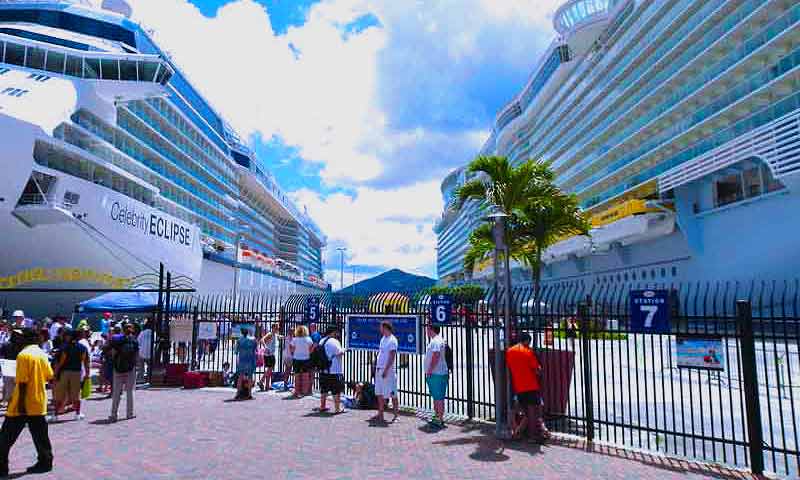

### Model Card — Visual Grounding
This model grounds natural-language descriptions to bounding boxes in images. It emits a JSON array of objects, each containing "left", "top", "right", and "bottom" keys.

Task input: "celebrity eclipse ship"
[
  {"left": 437, "top": 0, "right": 800, "bottom": 290},
  {"left": 0, "top": 0, "right": 327, "bottom": 316}
]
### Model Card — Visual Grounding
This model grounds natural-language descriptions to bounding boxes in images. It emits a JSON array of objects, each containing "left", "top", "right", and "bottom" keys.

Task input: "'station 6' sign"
[{"left": 629, "top": 289, "right": 671, "bottom": 334}]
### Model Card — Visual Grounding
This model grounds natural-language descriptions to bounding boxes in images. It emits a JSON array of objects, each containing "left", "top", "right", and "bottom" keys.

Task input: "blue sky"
[{"left": 128, "top": 0, "right": 562, "bottom": 285}]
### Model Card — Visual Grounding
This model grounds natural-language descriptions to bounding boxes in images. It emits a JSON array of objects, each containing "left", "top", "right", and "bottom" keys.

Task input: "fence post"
[
  {"left": 738, "top": 300, "right": 764, "bottom": 475},
  {"left": 466, "top": 311, "right": 475, "bottom": 420},
  {"left": 190, "top": 307, "right": 199, "bottom": 371},
  {"left": 578, "top": 302, "right": 594, "bottom": 442}
]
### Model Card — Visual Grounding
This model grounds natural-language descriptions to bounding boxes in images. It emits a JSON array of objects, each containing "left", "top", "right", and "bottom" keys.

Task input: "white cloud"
[{"left": 127, "top": 0, "right": 560, "bottom": 279}]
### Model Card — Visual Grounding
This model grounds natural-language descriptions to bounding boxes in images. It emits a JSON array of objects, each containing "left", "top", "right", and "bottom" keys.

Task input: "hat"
[
  {"left": 12, "top": 310, "right": 24, "bottom": 317},
  {"left": 103, "top": 312, "right": 112, "bottom": 319}
]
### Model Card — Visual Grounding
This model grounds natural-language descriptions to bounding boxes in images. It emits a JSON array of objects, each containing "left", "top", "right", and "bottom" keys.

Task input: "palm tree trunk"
[{"left": 533, "top": 244, "right": 543, "bottom": 312}]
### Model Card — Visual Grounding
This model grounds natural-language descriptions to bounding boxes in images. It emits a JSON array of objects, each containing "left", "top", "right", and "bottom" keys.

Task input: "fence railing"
[{"left": 156, "top": 281, "right": 800, "bottom": 478}]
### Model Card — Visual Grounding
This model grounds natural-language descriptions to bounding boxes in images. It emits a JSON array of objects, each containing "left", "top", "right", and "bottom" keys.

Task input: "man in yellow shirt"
[{"left": 0, "top": 329, "right": 54, "bottom": 476}]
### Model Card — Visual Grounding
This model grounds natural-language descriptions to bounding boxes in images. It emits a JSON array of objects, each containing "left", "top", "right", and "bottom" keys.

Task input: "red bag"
[
  {"left": 183, "top": 371, "right": 207, "bottom": 389},
  {"left": 256, "top": 346, "right": 265, "bottom": 368}
]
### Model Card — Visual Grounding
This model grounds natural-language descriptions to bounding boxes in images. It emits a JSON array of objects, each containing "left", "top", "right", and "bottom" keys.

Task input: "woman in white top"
[
  {"left": 289, "top": 325, "right": 314, "bottom": 398},
  {"left": 257, "top": 324, "right": 281, "bottom": 391}
]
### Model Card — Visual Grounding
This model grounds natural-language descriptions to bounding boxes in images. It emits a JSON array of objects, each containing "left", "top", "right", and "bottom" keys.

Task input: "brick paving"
[{"left": 2, "top": 388, "right": 752, "bottom": 479}]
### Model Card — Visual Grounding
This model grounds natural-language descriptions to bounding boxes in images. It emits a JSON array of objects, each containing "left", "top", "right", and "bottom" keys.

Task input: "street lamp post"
[
  {"left": 336, "top": 247, "right": 347, "bottom": 291},
  {"left": 490, "top": 212, "right": 513, "bottom": 440}
]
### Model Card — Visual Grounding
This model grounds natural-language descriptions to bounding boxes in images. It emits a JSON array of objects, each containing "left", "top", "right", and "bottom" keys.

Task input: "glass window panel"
[
  {"left": 100, "top": 59, "right": 119, "bottom": 80},
  {"left": 25, "top": 46, "right": 45, "bottom": 70},
  {"left": 742, "top": 167, "right": 761, "bottom": 198},
  {"left": 714, "top": 173, "right": 743, "bottom": 207},
  {"left": 84, "top": 57, "right": 100, "bottom": 79},
  {"left": 762, "top": 164, "right": 785, "bottom": 193},
  {"left": 119, "top": 60, "right": 137, "bottom": 80},
  {"left": 44, "top": 50, "right": 65, "bottom": 74},
  {"left": 138, "top": 61, "right": 157, "bottom": 82},
  {"left": 65, "top": 55, "right": 82, "bottom": 76},
  {"left": 4, "top": 42, "right": 24, "bottom": 66},
  {"left": 157, "top": 67, "right": 171, "bottom": 85}
]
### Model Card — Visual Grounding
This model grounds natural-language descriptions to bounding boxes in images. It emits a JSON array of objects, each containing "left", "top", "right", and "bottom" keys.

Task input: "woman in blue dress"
[{"left": 235, "top": 327, "right": 257, "bottom": 400}]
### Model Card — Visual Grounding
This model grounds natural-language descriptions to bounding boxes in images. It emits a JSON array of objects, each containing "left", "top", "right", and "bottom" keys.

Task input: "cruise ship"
[
  {"left": 437, "top": 0, "right": 800, "bottom": 289},
  {"left": 0, "top": 0, "right": 327, "bottom": 316}
]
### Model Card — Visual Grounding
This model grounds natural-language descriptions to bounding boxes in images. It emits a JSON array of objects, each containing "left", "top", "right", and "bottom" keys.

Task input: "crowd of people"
[
  {"left": 0, "top": 310, "right": 149, "bottom": 475},
  {"left": 0, "top": 308, "right": 552, "bottom": 475}
]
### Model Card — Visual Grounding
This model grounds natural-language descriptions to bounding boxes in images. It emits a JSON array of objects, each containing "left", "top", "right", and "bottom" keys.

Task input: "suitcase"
[
  {"left": 206, "top": 371, "right": 224, "bottom": 387},
  {"left": 165, "top": 363, "right": 188, "bottom": 386},
  {"left": 183, "top": 371, "right": 207, "bottom": 389}
]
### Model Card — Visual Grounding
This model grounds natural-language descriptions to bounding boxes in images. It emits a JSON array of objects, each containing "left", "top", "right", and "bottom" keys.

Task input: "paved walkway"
[{"left": 4, "top": 388, "right": 751, "bottom": 479}]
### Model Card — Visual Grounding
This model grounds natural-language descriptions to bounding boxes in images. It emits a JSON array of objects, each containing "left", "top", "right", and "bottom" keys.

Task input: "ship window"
[
  {"left": 100, "top": 59, "right": 119, "bottom": 80},
  {"left": 714, "top": 173, "right": 742, "bottom": 207},
  {"left": 84, "top": 58, "right": 100, "bottom": 79},
  {"left": 45, "top": 51, "right": 65, "bottom": 74},
  {"left": 138, "top": 61, "right": 157, "bottom": 82},
  {"left": 4, "top": 42, "right": 24, "bottom": 66},
  {"left": 64, "top": 191, "right": 80, "bottom": 206},
  {"left": 65, "top": 55, "right": 82, "bottom": 77},
  {"left": 24, "top": 46, "right": 45, "bottom": 70},
  {"left": 119, "top": 60, "right": 137, "bottom": 81},
  {"left": 671, "top": 267, "right": 677, "bottom": 277},
  {"left": 743, "top": 167, "right": 761, "bottom": 198}
]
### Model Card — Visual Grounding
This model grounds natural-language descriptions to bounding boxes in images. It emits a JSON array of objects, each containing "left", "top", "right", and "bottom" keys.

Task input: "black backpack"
[
  {"left": 113, "top": 337, "right": 139, "bottom": 373},
  {"left": 309, "top": 338, "right": 332, "bottom": 372},
  {"left": 444, "top": 342, "right": 454, "bottom": 371}
]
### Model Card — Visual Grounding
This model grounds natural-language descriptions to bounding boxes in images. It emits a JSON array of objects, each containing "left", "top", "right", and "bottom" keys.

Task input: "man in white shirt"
[
  {"left": 47, "top": 318, "right": 64, "bottom": 343},
  {"left": 136, "top": 320, "right": 153, "bottom": 383},
  {"left": 425, "top": 325, "right": 450, "bottom": 428},
  {"left": 318, "top": 327, "right": 346, "bottom": 414},
  {"left": 373, "top": 321, "right": 399, "bottom": 424}
]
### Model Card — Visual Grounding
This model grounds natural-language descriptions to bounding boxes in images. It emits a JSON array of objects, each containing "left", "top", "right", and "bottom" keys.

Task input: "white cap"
[{"left": 12, "top": 310, "right": 24, "bottom": 317}]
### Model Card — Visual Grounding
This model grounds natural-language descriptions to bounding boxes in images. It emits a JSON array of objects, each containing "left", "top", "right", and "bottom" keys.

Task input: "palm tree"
[{"left": 515, "top": 192, "right": 591, "bottom": 304}]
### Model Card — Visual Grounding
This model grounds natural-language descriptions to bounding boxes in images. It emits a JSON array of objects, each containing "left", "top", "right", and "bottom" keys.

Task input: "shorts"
[
  {"left": 426, "top": 374, "right": 449, "bottom": 401},
  {"left": 516, "top": 390, "right": 542, "bottom": 407},
  {"left": 264, "top": 355, "right": 276, "bottom": 369},
  {"left": 293, "top": 359, "right": 310, "bottom": 374},
  {"left": 374, "top": 369, "right": 397, "bottom": 398},
  {"left": 56, "top": 370, "right": 82, "bottom": 401},
  {"left": 319, "top": 373, "right": 344, "bottom": 395}
]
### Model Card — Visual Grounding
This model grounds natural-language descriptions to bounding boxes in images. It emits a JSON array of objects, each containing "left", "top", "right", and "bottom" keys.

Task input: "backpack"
[
  {"left": 309, "top": 338, "right": 332, "bottom": 372},
  {"left": 113, "top": 337, "right": 139, "bottom": 373},
  {"left": 443, "top": 342, "right": 454, "bottom": 372}
]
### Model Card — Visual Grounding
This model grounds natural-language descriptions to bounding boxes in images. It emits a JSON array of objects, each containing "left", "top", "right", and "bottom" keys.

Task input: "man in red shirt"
[{"left": 505, "top": 332, "right": 550, "bottom": 442}]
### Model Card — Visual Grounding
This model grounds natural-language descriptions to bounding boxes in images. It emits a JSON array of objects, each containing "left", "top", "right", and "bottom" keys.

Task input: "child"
[
  {"left": 280, "top": 330, "right": 294, "bottom": 392},
  {"left": 222, "top": 361, "right": 234, "bottom": 387},
  {"left": 344, "top": 381, "right": 377, "bottom": 410}
]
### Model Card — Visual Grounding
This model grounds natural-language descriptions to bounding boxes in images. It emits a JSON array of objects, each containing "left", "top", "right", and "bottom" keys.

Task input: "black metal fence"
[{"left": 159, "top": 281, "right": 800, "bottom": 478}]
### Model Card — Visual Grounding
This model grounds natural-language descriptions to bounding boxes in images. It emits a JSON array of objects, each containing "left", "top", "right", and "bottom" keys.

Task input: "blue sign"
[
  {"left": 305, "top": 297, "right": 320, "bottom": 324},
  {"left": 430, "top": 294, "right": 453, "bottom": 325},
  {"left": 629, "top": 290, "right": 671, "bottom": 334},
  {"left": 346, "top": 315, "right": 420, "bottom": 354}
]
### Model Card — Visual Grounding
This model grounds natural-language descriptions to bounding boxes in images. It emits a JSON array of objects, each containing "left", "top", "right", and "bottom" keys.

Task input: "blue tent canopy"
[{"left": 77, "top": 291, "right": 189, "bottom": 313}]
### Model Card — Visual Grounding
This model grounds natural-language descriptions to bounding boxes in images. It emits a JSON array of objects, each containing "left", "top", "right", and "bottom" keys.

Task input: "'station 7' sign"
[{"left": 629, "top": 290, "right": 671, "bottom": 334}]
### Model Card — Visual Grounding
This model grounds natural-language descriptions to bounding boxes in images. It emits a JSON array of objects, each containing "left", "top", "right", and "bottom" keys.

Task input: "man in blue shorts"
[{"left": 424, "top": 325, "right": 449, "bottom": 428}]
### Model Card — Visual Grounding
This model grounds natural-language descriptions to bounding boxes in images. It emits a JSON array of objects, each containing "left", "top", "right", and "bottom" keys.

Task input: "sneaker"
[
  {"left": 47, "top": 415, "right": 58, "bottom": 423},
  {"left": 75, "top": 413, "right": 85, "bottom": 421},
  {"left": 26, "top": 463, "right": 52, "bottom": 474}
]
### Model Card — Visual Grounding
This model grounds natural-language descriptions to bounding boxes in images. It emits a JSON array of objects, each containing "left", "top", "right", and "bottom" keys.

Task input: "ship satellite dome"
[{"left": 101, "top": 0, "right": 133, "bottom": 18}]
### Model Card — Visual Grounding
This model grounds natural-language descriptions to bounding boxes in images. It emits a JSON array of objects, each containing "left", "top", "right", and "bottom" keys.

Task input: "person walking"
[
  {"left": 280, "top": 329, "right": 294, "bottom": 392},
  {"left": 424, "top": 325, "right": 449, "bottom": 429},
  {"left": 51, "top": 328, "right": 89, "bottom": 422},
  {"left": 234, "top": 327, "right": 256, "bottom": 400},
  {"left": 373, "top": 321, "right": 399, "bottom": 424},
  {"left": 257, "top": 324, "right": 280, "bottom": 392},
  {"left": 0, "top": 328, "right": 54, "bottom": 476},
  {"left": 505, "top": 332, "right": 550, "bottom": 443},
  {"left": 318, "top": 326, "right": 345, "bottom": 414},
  {"left": 289, "top": 326, "right": 313, "bottom": 399},
  {"left": 109, "top": 325, "right": 139, "bottom": 422}
]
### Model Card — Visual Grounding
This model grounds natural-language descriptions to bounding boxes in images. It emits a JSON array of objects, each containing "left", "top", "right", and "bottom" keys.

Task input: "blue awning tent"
[{"left": 77, "top": 291, "right": 189, "bottom": 313}]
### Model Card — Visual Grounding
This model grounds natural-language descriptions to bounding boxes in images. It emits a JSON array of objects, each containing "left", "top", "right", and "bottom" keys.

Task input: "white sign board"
[
  {"left": 1, "top": 359, "right": 16, "bottom": 378},
  {"left": 170, "top": 316, "right": 193, "bottom": 343},
  {"left": 197, "top": 322, "right": 218, "bottom": 340}
]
